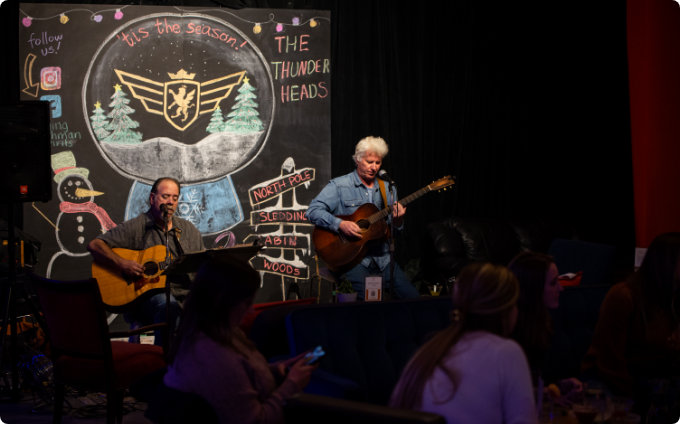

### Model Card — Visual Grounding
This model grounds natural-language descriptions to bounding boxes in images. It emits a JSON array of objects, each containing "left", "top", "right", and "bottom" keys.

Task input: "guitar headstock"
[{"left": 429, "top": 176, "right": 455, "bottom": 192}]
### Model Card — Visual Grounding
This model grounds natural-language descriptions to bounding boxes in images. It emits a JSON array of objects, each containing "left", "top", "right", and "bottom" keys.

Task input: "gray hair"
[{"left": 353, "top": 136, "right": 389, "bottom": 164}]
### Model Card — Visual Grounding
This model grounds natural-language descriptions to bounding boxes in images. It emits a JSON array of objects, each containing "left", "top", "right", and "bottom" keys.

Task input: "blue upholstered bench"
[
  {"left": 285, "top": 296, "right": 454, "bottom": 405},
  {"left": 548, "top": 239, "right": 617, "bottom": 286},
  {"left": 282, "top": 284, "right": 612, "bottom": 404}
]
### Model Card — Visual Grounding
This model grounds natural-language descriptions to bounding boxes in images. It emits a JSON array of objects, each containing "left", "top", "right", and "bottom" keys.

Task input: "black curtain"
[
  {"left": 1, "top": 0, "right": 634, "bottom": 268},
  {"left": 322, "top": 0, "right": 634, "bottom": 267}
]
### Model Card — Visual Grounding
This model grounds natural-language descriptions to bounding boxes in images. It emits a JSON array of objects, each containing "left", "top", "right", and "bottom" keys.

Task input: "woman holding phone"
[{"left": 164, "top": 255, "right": 318, "bottom": 424}]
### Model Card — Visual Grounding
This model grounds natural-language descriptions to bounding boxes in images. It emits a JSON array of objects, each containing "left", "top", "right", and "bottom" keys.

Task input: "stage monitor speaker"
[{"left": 0, "top": 101, "right": 52, "bottom": 203}]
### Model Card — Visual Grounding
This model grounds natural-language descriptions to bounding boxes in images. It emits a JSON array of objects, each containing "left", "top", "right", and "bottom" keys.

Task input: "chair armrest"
[
  {"left": 284, "top": 393, "right": 445, "bottom": 424},
  {"left": 109, "top": 323, "right": 170, "bottom": 357},
  {"left": 108, "top": 322, "right": 168, "bottom": 338}
]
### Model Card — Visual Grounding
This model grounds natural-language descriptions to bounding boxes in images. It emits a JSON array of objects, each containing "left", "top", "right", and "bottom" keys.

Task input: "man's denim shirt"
[{"left": 306, "top": 169, "right": 403, "bottom": 271}]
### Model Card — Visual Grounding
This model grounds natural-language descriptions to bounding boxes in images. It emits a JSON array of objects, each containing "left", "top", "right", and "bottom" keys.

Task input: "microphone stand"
[
  {"left": 163, "top": 209, "right": 172, "bottom": 344},
  {"left": 388, "top": 184, "right": 397, "bottom": 302}
]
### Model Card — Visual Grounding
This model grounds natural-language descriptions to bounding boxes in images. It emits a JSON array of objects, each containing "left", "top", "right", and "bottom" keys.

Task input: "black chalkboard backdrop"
[{"left": 19, "top": 4, "right": 331, "bottom": 303}]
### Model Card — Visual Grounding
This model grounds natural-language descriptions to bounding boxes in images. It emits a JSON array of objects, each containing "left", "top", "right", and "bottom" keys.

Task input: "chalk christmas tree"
[
  {"left": 206, "top": 105, "right": 226, "bottom": 133},
  {"left": 223, "top": 76, "right": 264, "bottom": 134},
  {"left": 90, "top": 101, "right": 111, "bottom": 141},
  {"left": 102, "top": 84, "right": 142, "bottom": 144}
]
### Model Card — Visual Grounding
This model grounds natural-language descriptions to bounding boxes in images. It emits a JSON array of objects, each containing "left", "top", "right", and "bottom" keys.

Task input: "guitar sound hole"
[
  {"left": 143, "top": 262, "right": 159, "bottom": 276},
  {"left": 356, "top": 219, "right": 370, "bottom": 230}
]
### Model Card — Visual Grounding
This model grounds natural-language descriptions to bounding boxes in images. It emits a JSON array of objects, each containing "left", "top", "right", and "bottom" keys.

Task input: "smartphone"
[{"left": 304, "top": 346, "right": 325, "bottom": 365}]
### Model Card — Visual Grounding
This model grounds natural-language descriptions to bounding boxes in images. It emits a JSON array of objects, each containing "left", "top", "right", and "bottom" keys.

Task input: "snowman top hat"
[{"left": 51, "top": 151, "right": 90, "bottom": 183}]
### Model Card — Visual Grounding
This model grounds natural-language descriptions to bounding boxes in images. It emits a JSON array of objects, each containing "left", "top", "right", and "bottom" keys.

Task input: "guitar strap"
[
  {"left": 378, "top": 179, "right": 395, "bottom": 249},
  {"left": 141, "top": 219, "right": 183, "bottom": 258},
  {"left": 175, "top": 227, "right": 184, "bottom": 255},
  {"left": 378, "top": 179, "right": 388, "bottom": 210}
]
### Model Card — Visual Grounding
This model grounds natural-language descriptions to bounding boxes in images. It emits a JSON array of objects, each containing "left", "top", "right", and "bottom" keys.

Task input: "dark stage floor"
[
  {"left": 0, "top": 313, "right": 155, "bottom": 424},
  {"left": 0, "top": 392, "right": 152, "bottom": 424}
]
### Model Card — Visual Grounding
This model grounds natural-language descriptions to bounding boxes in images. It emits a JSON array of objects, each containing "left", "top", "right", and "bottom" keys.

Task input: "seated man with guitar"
[
  {"left": 307, "top": 136, "right": 420, "bottom": 300},
  {"left": 87, "top": 177, "right": 205, "bottom": 345}
]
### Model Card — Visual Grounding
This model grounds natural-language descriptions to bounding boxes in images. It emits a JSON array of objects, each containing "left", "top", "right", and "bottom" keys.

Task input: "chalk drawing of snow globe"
[{"left": 82, "top": 13, "right": 275, "bottom": 233}]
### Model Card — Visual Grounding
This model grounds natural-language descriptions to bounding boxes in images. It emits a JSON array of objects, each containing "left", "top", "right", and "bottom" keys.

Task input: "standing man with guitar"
[
  {"left": 307, "top": 136, "right": 420, "bottom": 300},
  {"left": 87, "top": 177, "right": 205, "bottom": 345}
]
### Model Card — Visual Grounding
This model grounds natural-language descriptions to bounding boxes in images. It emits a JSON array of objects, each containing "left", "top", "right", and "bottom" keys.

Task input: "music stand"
[{"left": 163, "top": 245, "right": 266, "bottom": 275}]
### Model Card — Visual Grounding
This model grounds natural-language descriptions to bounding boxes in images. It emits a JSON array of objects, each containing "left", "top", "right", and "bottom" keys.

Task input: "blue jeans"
[
  {"left": 332, "top": 259, "right": 419, "bottom": 300},
  {"left": 124, "top": 293, "right": 180, "bottom": 346}
]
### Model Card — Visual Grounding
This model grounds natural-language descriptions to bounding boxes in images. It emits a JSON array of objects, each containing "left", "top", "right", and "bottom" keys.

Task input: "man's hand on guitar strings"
[
  {"left": 392, "top": 203, "right": 407, "bottom": 227},
  {"left": 118, "top": 258, "right": 145, "bottom": 279},
  {"left": 339, "top": 221, "right": 362, "bottom": 239}
]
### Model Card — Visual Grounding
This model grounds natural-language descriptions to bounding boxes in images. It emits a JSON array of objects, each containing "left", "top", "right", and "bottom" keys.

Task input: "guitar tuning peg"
[
  {"left": 444, "top": 188, "right": 447, "bottom": 191},
  {"left": 438, "top": 190, "right": 441, "bottom": 193}
]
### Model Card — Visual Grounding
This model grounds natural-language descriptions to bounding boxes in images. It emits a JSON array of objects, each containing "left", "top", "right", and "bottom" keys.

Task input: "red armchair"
[{"left": 28, "top": 273, "right": 168, "bottom": 424}]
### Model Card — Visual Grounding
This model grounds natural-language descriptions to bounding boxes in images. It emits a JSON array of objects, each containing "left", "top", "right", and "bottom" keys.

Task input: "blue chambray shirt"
[{"left": 306, "top": 169, "right": 403, "bottom": 271}]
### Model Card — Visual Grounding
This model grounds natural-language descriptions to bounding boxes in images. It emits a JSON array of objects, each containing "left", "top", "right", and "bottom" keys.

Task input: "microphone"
[
  {"left": 378, "top": 170, "right": 396, "bottom": 185},
  {"left": 160, "top": 204, "right": 174, "bottom": 215}
]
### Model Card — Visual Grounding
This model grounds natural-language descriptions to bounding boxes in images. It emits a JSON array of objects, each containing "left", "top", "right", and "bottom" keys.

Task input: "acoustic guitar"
[
  {"left": 92, "top": 245, "right": 169, "bottom": 313},
  {"left": 92, "top": 243, "right": 264, "bottom": 312},
  {"left": 312, "top": 176, "right": 455, "bottom": 274}
]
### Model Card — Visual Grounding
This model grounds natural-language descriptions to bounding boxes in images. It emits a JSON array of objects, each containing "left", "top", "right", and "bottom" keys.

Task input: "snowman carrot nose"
[{"left": 75, "top": 188, "right": 104, "bottom": 197}]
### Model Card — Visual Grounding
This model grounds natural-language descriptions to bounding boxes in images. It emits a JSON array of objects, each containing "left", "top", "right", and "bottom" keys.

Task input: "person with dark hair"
[
  {"left": 88, "top": 177, "right": 204, "bottom": 345},
  {"left": 164, "top": 255, "right": 317, "bottom": 423},
  {"left": 508, "top": 252, "right": 582, "bottom": 403},
  {"left": 581, "top": 232, "right": 680, "bottom": 408},
  {"left": 390, "top": 263, "right": 537, "bottom": 424}
]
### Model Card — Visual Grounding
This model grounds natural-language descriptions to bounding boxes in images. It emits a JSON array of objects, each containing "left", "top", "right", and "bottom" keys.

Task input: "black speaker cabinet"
[{"left": 0, "top": 101, "right": 52, "bottom": 203}]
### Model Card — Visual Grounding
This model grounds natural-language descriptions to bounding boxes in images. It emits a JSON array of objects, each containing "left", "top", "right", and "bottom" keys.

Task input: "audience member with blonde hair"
[{"left": 390, "top": 262, "right": 537, "bottom": 424}]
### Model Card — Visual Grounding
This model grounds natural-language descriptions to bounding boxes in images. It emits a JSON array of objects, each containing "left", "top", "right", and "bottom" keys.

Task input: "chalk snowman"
[{"left": 46, "top": 151, "right": 116, "bottom": 280}]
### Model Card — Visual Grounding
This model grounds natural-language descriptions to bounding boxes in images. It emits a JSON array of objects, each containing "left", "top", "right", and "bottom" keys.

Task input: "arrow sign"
[{"left": 22, "top": 54, "right": 39, "bottom": 97}]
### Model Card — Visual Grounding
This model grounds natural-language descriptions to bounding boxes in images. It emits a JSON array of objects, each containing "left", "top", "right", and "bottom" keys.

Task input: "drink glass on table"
[
  {"left": 584, "top": 381, "right": 606, "bottom": 420},
  {"left": 623, "top": 413, "right": 641, "bottom": 424},
  {"left": 610, "top": 397, "right": 634, "bottom": 424},
  {"left": 531, "top": 369, "right": 543, "bottom": 417},
  {"left": 572, "top": 404, "right": 599, "bottom": 424},
  {"left": 428, "top": 284, "right": 442, "bottom": 296},
  {"left": 539, "top": 396, "right": 556, "bottom": 423}
]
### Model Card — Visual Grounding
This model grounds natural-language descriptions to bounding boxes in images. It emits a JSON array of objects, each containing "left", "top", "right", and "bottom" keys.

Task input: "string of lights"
[
  {"left": 20, "top": 5, "right": 131, "bottom": 26},
  {"left": 19, "top": 5, "right": 330, "bottom": 33}
]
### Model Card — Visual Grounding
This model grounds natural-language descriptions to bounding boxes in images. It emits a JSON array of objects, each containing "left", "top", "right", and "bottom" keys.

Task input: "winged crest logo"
[{"left": 114, "top": 68, "right": 246, "bottom": 131}]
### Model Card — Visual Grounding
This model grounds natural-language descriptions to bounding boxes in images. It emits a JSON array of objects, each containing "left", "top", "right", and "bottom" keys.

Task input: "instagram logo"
[{"left": 40, "top": 67, "right": 61, "bottom": 91}]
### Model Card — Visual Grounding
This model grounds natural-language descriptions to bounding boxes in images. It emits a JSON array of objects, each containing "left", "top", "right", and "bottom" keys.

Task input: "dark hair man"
[{"left": 88, "top": 177, "right": 205, "bottom": 345}]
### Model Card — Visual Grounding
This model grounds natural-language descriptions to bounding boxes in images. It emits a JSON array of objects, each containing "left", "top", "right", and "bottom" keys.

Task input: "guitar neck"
[{"left": 368, "top": 185, "right": 432, "bottom": 224}]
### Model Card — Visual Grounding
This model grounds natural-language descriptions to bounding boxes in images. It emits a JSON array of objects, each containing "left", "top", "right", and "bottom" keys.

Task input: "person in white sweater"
[{"left": 390, "top": 262, "right": 538, "bottom": 424}]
